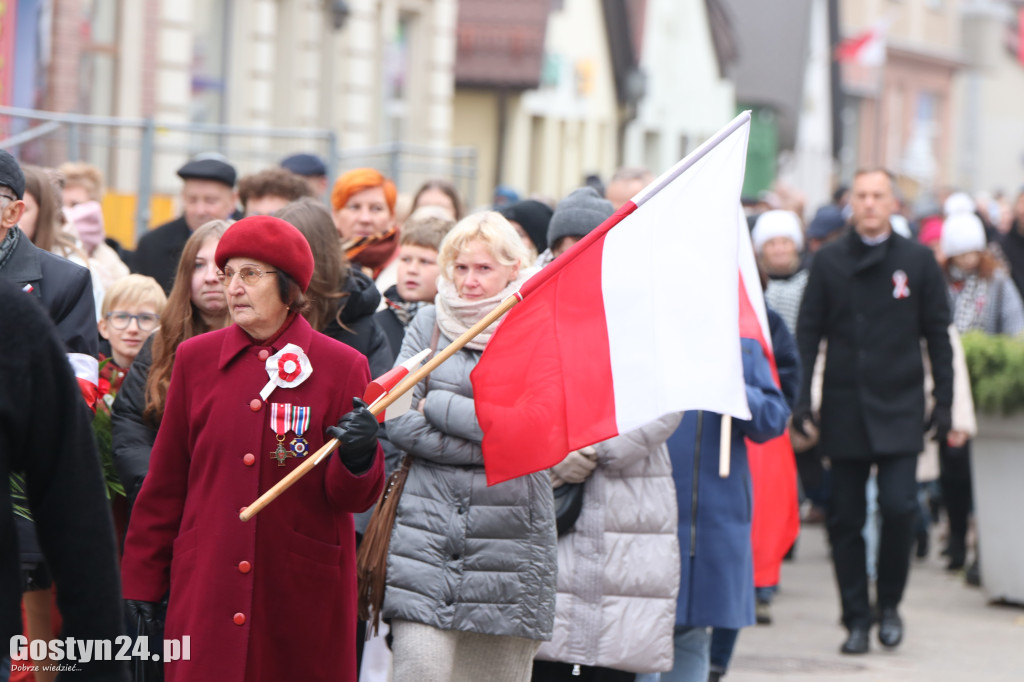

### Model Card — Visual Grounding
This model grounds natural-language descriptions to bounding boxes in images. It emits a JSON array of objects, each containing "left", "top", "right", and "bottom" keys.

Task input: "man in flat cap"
[
  {"left": 281, "top": 152, "right": 329, "bottom": 198},
  {"left": 133, "top": 154, "right": 239, "bottom": 294}
]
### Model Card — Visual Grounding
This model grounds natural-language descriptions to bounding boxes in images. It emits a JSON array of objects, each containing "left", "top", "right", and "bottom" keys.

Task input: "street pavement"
[{"left": 728, "top": 524, "right": 1024, "bottom": 681}]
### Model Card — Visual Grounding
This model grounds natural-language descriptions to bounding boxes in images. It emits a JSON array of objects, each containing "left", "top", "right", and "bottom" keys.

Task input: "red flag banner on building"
[
  {"left": 836, "top": 22, "right": 887, "bottom": 67},
  {"left": 472, "top": 113, "right": 754, "bottom": 485}
]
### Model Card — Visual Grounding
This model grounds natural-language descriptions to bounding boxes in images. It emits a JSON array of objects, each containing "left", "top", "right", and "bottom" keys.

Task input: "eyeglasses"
[
  {"left": 0, "top": 193, "right": 17, "bottom": 203},
  {"left": 217, "top": 266, "right": 277, "bottom": 286},
  {"left": 105, "top": 311, "right": 160, "bottom": 331}
]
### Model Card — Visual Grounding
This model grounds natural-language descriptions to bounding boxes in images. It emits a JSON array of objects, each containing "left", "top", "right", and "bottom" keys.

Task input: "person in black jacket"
[
  {"left": 112, "top": 220, "right": 231, "bottom": 511},
  {"left": 133, "top": 155, "right": 239, "bottom": 294},
  {"left": 274, "top": 198, "right": 394, "bottom": 377},
  {"left": 0, "top": 150, "right": 102, "bottom": 664},
  {"left": 0, "top": 279, "right": 128, "bottom": 681},
  {"left": 998, "top": 188, "right": 1024, "bottom": 299},
  {"left": 795, "top": 169, "right": 953, "bottom": 655}
]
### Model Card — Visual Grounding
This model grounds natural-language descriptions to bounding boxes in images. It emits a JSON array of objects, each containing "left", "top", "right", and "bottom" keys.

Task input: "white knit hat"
[
  {"left": 943, "top": 192, "right": 975, "bottom": 217},
  {"left": 752, "top": 210, "right": 804, "bottom": 253},
  {"left": 940, "top": 213, "right": 986, "bottom": 258}
]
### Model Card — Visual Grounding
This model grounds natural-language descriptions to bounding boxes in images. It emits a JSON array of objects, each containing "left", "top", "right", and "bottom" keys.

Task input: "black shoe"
[
  {"left": 877, "top": 608, "right": 903, "bottom": 648},
  {"left": 840, "top": 626, "right": 870, "bottom": 654},
  {"left": 915, "top": 529, "right": 930, "bottom": 559},
  {"left": 945, "top": 537, "right": 966, "bottom": 571},
  {"left": 965, "top": 558, "right": 981, "bottom": 587}
]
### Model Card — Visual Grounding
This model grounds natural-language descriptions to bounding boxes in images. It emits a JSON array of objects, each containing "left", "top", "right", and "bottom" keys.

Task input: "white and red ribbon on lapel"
[
  {"left": 260, "top": 343, "right": 313, "bottom": 401},
  {"left": 892, "top": 270, "right": 910, "bottom": 299}
]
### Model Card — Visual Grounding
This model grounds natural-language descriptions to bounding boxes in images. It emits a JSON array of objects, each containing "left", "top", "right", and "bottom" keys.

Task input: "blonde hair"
[
  {"left": 58, "top": 162, "right": 104, "bottom": 201},
  {"left": 100, "top": 274, "right": 168, "bottom": 318},
  {"left": 437, "top": 211, "right": 530, "bottom": 282},
  {"left": 401, "top": 206, "right": 455, "bottom": 251}
]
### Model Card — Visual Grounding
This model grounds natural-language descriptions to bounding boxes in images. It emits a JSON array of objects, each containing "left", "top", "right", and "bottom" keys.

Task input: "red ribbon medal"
[{"left": 270, "top": 402, "right": 294, "bottom": 466}]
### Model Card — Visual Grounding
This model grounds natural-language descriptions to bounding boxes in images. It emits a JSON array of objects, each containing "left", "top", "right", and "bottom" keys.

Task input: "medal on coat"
[
  {"left": 270, "top": 402, "right": 294, "bottom": 466},
  {"left": 892, "top": 270, "right": 910, "bottom": 299},
  {"left": 290, "top": 405, "right": 311, "bottom": 457},
  {"left": 260, "top": 344, "right": 313, "bottom": 401}
]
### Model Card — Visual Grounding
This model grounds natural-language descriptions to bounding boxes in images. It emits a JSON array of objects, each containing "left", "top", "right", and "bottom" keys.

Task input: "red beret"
[{"left": 215, "top": 216, "right": 315, "bottom": 291}]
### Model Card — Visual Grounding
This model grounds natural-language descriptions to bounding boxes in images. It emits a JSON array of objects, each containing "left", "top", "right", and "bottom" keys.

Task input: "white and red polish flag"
[
  {"left": 836, "top": 22, "right": 887, "bottom": 68},
  {"left": 735, "top": 208, "right": 801, "bottom": 587},
  {"left": 472, "top": 112, "right": 754, "bottom": 485}
]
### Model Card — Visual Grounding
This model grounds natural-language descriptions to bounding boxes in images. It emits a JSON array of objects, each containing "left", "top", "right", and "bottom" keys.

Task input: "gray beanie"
[{"left": 547, "top": 187, "right": 614, "bottom": 249}]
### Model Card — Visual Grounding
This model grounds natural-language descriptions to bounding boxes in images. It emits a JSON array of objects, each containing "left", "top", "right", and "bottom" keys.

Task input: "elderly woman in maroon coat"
[{"left": 120, "top": 216, "right": 385, "bottom": 682}]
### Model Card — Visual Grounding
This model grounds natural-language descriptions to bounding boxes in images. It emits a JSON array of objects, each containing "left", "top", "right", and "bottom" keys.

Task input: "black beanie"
[{"left": 497, "top": 200, "right": 553, "bottom": 254}]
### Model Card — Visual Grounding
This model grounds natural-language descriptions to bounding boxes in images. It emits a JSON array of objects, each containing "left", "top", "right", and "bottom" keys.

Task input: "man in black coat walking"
[
  {"left": 132, "top": 154, "right": 238, "bottom": 294},
  {"left": 795, "top": 169, "right": 953, "bottom": 655}
]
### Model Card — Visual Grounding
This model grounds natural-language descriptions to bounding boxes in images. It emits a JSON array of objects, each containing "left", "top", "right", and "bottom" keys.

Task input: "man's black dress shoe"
[
  {"left": 840, "top": 627, "right": 870, "bottom": 654},
  {"left": 878, "top": 608, "right": 903, "bottom": 648}
]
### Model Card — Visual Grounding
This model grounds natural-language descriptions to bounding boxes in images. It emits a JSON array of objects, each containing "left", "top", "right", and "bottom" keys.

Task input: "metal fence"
[{"left": 0, "top": 106, "right": 477, "bottom": 242}]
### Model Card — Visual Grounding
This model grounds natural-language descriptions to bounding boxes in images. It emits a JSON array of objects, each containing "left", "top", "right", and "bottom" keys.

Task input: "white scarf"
[{"left": 434, "top": 269, "right": 535, "bottom": 351}]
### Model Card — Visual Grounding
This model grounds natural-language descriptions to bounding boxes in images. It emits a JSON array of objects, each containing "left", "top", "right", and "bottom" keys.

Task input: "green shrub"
[{"left": 961, "top": 331, "right": 1024, "bottom": 415}]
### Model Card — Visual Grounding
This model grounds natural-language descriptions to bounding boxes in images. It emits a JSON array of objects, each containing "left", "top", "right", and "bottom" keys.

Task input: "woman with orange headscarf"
[{"left": 330, "top": 168, "right": 399, "bottom": 281}]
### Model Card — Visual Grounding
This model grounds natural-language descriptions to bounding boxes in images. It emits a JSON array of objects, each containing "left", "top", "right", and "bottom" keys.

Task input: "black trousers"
[
  {"left": 939, "top": 440, "right": 973, "bottom": 556},
  {"left": 532, "top": 661, "right": 636, "bottom": 682},
  {"left": 827, "top": 454, "right": 918, "bottom": 629}
]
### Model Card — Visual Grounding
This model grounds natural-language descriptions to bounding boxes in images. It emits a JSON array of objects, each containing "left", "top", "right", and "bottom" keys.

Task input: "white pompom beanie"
[
  {"left": 940, "top": 212, "right": 986, "bottom": 258},
  {"left": 943, "top": 192, "right": 975, "bottom": 217},
  {"left": 752, "top": 210, "right": 804, "bottom": 253}
]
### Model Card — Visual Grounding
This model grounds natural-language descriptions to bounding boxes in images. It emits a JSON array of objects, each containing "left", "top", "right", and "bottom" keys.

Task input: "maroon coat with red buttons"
[{"left": 121, "top": 314, "right": 384, "bottom": 682}]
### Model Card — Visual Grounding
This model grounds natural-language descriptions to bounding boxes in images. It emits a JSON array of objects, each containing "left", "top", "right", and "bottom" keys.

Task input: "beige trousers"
[{"left": 391, "top": 619, "right": 541, "bottom": 682}]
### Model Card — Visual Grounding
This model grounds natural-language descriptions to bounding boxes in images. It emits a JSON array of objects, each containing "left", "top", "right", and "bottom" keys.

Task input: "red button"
[
  {"left": 243, "top": 453, "right": 255, "bottom": 466},
  {"left": 258, "top": 349, "right": 270, "bottom": 361},
  {"left": 249, "top": 399, "right": 262, "bottom": 412},
  {"left": 238, "top": 561, "right": 252, "bottom": 574},
  {"left": 233, "top": 612, "right": 246, "bottom": 625}
]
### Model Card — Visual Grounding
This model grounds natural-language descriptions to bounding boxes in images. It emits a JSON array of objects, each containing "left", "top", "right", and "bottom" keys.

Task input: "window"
[{"left": 191, "top": 0, "right": 230, "bottom": 125}]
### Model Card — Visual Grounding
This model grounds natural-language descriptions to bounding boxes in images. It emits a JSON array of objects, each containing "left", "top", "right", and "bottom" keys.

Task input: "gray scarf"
[{"left": 0, "top": 226, "right": 20, "bottom": 273}]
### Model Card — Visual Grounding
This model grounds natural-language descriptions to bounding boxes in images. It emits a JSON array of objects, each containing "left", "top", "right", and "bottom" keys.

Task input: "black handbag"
[{"left": 553, "top": 482, "right": 584, "bottom": 536}]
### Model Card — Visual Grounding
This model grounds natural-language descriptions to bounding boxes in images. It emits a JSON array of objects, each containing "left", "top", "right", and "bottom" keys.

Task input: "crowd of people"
[{"left": 0, "top": 145, "right": 1021, "bottom": 682}]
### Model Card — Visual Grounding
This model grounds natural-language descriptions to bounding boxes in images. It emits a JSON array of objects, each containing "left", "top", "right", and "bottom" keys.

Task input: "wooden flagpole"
[{"left": 240, "top": 294, "right": 521, "bottom": 521}]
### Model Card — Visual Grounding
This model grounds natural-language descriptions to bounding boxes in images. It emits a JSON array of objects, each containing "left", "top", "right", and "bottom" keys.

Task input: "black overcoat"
[
  {"left": 132, "top": 214, "right": 190, "bottom": 294},
  {"left": 796, "top": 229, "right": 953, "bottom": 458},
  {"left": 0, "top": 280, "right": 128, "bottom": 680}
]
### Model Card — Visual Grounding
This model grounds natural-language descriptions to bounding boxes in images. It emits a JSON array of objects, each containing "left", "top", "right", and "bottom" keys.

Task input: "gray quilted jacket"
[
  {"left": 535, "top": 414, "right": 682, "bottom": 673},
  {"left": 382, "top": 306, "right": 558, "bottom": 640}
]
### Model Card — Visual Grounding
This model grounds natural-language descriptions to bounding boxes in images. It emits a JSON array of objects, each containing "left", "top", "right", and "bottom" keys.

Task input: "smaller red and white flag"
[
  {"left": 364, "top": 348, "right": 431, "bottom": 422},
  {"left": 68, "top": 352, "right": 99, "bottom": 411},
  {"left": 836, "top": 22, "right": 887, "bottom": 68}
]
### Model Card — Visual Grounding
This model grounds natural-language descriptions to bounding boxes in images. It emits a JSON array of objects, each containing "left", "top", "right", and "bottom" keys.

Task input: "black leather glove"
[
  {"left": 791, "top": 404, "right": 818, "bottom": 437},
  {"left": 925, "top": 404, "right": 952, "bottom": 443},
  {"left": 126, "top": 599, "right": 165, "bottom": 641},
  {"left": 326, "top": 397, "right": 379, "bottom": 474}
]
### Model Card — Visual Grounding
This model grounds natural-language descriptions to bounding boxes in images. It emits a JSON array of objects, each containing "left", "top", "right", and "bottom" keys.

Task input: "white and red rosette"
[{"left": 260, "top": 343, "right": 313, "bottom": 401}]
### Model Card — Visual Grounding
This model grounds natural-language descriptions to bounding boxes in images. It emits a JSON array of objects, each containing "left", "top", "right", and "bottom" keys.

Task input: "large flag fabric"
[
  {"left": 472, "top": 113, "right": 753, "bottom": 485},
  {"left": 735, "top": 213, "right": 800, "bottom": 587}
]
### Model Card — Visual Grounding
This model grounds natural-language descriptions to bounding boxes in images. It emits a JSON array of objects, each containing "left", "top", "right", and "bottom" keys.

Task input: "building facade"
[{"left": 4, "top": 0, "right": 459, "bottom": 243}]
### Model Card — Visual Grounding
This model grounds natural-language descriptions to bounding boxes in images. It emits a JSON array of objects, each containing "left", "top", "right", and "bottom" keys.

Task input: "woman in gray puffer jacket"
[
  {"left": 384, "top": 211, "right": 557, "bottom": 682},
  {"left": 533, "top": 414, "right": 682, "bottom": 681}
]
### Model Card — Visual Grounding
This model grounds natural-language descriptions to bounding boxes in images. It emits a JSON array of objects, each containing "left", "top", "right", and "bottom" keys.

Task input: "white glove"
[{"left": 551, "top": 446, "right": 597, "bottom": 484}]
